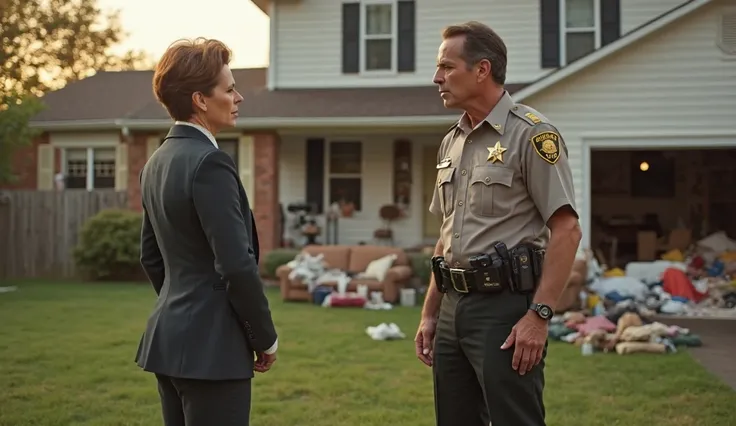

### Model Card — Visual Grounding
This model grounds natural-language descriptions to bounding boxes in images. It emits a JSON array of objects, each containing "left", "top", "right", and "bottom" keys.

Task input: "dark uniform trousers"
[{"left": 432, "top": 289, "right": 547, "bottom": 426}]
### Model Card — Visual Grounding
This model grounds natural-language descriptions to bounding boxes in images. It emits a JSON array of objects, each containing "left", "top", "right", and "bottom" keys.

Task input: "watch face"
[{"left": 539, "top": 306, "right": 552, "bottom": 319}]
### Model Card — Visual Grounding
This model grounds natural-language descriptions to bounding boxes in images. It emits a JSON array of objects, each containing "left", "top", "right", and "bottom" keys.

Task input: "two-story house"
[{"left": 7, "top": 0, "right": 736, "bottom": 258}]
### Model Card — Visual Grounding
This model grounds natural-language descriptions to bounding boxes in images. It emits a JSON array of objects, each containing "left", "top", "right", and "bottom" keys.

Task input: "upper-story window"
[
  {"left": 342, "top": 1, "right": 416, "bottom": 75},
  {"left": 562, "top": 0, "right": 601, "bottom": 65},
  {"left": 362, "top": 2, "right": 395, "bottom": 72},
  {"left": 541, "top": 0, "right": 619, "bottom": 68}
]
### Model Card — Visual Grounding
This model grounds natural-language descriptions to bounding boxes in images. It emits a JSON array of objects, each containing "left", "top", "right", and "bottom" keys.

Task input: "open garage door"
[{"left": 589, "top": 147, "right": 736, "bottom": 267}]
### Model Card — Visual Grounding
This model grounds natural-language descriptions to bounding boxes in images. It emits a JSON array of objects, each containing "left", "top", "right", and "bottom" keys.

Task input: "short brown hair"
[
  {"left": 153, "top": 38, "right": 232, "bottom": 121},
  {"left": 442, "top": 21, "right": 507, "bottom": 85}
]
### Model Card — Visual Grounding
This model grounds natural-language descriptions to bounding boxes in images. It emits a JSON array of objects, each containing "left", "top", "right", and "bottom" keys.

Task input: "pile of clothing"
[
  {"left": 548, "top": 309, "right": 702, "bottom": 355},
  {"left": 578, "top": 231, "right": 736, "bottom": 319}
]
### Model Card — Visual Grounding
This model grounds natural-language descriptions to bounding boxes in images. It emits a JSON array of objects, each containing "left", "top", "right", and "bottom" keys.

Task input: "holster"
[{"left": 431, "top": 255, "right": 448, "bottom": 293}]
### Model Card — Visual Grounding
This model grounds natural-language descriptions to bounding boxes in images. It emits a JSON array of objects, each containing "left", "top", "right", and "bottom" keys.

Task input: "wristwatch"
[{"left": 529, "top": 303, "right": 554, "bottom": 321}]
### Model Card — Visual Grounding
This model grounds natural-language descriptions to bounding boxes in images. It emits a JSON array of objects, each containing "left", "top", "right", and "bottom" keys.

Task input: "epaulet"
[{"left": 510, "top": 104, "right": 549, "bottom": 127}]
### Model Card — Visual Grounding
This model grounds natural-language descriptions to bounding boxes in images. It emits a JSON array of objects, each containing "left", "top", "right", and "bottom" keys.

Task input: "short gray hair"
[{"left": 442, "top": 21, "right": 507, "bottom": 85}]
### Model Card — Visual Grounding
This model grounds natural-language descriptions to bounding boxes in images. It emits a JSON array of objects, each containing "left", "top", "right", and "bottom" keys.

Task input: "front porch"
[{"left": 274, "top": 127, "right": 447, "bottom": 250}]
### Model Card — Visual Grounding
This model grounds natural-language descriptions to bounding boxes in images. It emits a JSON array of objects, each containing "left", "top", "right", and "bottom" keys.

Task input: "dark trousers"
[
  {"left": 155, "top": 374, "right": 252, "bottom": 426},
  {"left": 432, "top": 290, "right": 547, "bottom": 426}
]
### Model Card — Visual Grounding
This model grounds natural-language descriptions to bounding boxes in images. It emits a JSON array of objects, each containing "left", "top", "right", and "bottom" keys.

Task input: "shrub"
[
  {"left": 261, "top": 248, "right": 300, "bottom": 278},
  {"left": 73, "top": 209, "right": 143, "bottom": 281},
  {"left": 408, "top": 252, "right": 432, "bottom": 286}
]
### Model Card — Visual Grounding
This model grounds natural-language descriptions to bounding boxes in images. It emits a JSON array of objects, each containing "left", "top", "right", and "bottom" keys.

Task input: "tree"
[{"left": 0, "top": 0, "right": 153, "bottom": 184}]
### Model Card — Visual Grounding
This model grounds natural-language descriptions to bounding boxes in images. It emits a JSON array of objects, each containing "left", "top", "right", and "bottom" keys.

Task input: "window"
[
  {"left": 361, "top": 1, "right": 395, "bottom": 72},
  {"left": 63, "top": 147, "right": 116, "bottom": 190},
  {"left": 328, "top": 141, "right": 362, "bottom": 211},
  {"left": 561, "top": 0, "right": 600, "bottom": 65}
]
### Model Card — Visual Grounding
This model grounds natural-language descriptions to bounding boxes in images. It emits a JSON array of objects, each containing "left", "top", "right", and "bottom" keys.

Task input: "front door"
[{"left": 423, "top": 144, "right": 441, "bottom": 239}]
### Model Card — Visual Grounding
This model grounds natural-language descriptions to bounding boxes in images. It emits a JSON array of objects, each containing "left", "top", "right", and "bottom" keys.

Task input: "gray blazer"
[{"left": 135, "top": 124, "right": 277, "bottom": 380}]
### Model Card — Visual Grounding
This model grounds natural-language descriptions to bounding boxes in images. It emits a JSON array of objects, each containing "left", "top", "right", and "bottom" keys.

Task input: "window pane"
[
  {"left": 365, "top": 39, "right": 392, "bottom": 71},
  {"left": 366, "top": 4, "right": 392, "bottom": 36},
  {"left": 65, "top": 148, "right": 87, "bottom": 189},
  {"left": 566, "top": 0, "right": 595, "bottom": 28},
  {"left": 566, "top": 32, "right": 595, "bottom": 63},
  {"left": 93, "top": 148, "right": 116, "bottom": 189},
  {"left": 329, "top": 177, "right": 362, "bottom": 211},
  {"left": 330, "top": 142, "right": 362, "bottom": 174},
  {"left": 218, "top": 140, "right": 239, "bottom": 166}
]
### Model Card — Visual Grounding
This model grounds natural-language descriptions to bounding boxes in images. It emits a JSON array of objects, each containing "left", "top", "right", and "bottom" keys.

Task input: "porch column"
[{"left": 253, "top": 132, "right": 281, "bottom": 257}]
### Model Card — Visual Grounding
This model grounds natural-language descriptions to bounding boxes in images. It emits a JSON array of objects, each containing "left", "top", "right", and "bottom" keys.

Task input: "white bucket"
[{"left": 400, "top": 288, "right": 416, "bottom": 307}]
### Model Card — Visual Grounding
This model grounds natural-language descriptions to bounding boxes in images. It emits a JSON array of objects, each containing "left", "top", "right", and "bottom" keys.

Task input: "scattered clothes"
[
  {"left": 615, "top": 342, "right": 667, "bottom": 355},
  {"left": 662, "top": 268, "right": 708, "bottom": 303},
  {"left": 548, "top": 309, "right": 704, "bottom": 356},
  {"left": 575, "top": 316, "right": 617, "bottom": 336},
  {"left": 366, "top": 323, "right": 405, "bottom": 341}
]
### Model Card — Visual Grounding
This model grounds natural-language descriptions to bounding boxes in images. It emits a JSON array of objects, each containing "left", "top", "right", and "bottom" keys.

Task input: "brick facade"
[
  {"left": 127, "top": 132, "right": 151, "bottom": 212},
  {"left": 0, "top": 133, "right": 51, "bottom": 190},
  {"left": 253, "top": 132, "right": 281, "bottom": 256}
]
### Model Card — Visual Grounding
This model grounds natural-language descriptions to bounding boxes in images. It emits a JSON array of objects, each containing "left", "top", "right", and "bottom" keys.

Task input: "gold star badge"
[{"left": 487, "top": 141, "right": 507, "bottom": 164}]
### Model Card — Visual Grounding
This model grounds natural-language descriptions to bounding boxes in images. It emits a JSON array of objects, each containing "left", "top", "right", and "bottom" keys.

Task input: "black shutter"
[
  {"left": 397, "top": 0, "right": 416, "bottom": 72},
  {"left": 540, "top": 0, "right": 560, "bottom": 68},
  {"left": 305, "top": 138, "right": 325, "bottom": 214},
  {"left": 600, "top": 0, "right": 621, "bottom": 46},
  {"left": 342, "top": 3, "right": 360, "bottom": 74}
]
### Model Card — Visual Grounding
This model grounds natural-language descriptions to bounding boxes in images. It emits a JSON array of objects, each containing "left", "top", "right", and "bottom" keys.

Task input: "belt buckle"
[{"left": 449, "top": 268, "right": 469, "bottom": 293}]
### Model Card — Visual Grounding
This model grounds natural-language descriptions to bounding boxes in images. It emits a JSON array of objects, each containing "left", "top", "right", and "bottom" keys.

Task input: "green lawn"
[{"left": 1, "top": 281, "right": 735, "bottom": 426}]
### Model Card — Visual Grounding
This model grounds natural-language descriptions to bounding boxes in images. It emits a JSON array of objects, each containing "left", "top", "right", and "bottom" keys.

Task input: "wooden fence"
[{"left": 0, "top": 190, "right": 129, "bottom": 280}]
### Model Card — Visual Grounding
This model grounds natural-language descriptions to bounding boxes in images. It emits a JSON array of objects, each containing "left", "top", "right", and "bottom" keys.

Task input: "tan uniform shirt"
[{"left": 429, "top": 91, "right": 577, "bottom": 268}]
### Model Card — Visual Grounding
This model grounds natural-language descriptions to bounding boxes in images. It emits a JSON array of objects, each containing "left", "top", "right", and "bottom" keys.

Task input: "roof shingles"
[{"left": 30, "top": 68, "right": 526, "bottom": 123}]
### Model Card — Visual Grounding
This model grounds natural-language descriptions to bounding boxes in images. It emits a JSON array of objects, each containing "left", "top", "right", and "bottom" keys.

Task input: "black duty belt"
[{"left": 432, "top": 242, "right": 545, "bottom": 295}]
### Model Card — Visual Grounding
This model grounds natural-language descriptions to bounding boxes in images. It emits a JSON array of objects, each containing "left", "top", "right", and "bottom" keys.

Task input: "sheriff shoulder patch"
[{"left": 530, "top": 131, "right": 561, "bottom": 164}]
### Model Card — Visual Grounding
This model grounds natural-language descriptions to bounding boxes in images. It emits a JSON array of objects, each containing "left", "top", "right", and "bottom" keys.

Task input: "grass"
[{"left": 0, "top": 281, "right": 735, "bottom": 426}]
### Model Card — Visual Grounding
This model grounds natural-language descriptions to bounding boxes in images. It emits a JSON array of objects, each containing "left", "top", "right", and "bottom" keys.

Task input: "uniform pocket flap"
[
  {"left": 437, "top": 167, "right": 455, "bottom": 186},
  {"left": 471, "top": 166, "right": 514, "bottom": 187}
]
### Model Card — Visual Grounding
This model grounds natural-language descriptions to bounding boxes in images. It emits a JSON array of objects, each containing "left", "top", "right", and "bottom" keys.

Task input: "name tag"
[{"left": 436, "top": 158, "right": 452, "bottom": 169}]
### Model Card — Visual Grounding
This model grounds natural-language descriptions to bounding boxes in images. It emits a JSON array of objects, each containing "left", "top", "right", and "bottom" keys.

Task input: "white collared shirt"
[
  {"left": 174, "top": 121, "right": 219, "bottom": 148},
  {"left": 175, "top": 120, "right": 278, "bottom": 355}
]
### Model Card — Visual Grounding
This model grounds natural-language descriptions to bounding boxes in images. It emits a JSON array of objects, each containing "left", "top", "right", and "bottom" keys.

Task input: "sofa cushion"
[
  {"left": 348, "top": 245, "right": 408, "bottom": 272},
  {"left": 358, "top": 254, "right": 397, "bottom": 282},
  {"left": 301, "top": 244, "right": 351, "bottom": 270}
]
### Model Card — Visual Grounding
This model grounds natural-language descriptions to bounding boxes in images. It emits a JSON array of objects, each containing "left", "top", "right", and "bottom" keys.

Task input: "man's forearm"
[
  {"left": 533, "top": 226, "right": 581, "bottom": 311},
  {"left": 421, "top": 239, "right": 444, "bottom": 320}
]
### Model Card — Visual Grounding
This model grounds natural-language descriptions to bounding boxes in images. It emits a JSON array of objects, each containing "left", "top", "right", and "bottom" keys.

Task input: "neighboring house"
[{"left": 5, "top": 0, "right": 736, "bottom": 256}]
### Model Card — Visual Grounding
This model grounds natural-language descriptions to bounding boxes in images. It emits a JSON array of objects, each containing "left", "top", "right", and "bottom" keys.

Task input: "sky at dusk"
[{"left": 97, "top": 0, "right": 270, "bottom": 68}]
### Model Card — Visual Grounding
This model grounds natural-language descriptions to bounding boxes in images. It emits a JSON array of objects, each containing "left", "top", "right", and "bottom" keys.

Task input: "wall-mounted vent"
[{"left": 717, "top": 10, "right": 736, "bottom": 55}]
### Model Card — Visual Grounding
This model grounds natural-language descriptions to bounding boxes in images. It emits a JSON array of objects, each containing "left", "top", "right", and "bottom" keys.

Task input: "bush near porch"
[{"left": 1, "top": 281, "right": 735, "bottom": 426}]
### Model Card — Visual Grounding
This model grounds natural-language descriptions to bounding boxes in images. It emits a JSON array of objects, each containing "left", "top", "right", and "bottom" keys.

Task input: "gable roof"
[
  {"left": 29, "top": 68, "right": 267, "bottom": 128},
  {"left": 513, "top": 0, "right": 712, "bottom": 102},
  {"left": 28, "top": 66, "right": 527, "bottom": 130}
]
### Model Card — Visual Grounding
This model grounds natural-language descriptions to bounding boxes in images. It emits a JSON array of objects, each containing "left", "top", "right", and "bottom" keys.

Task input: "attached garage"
[
  {"left": 586, "top": 138, "right": 736, "bottom": 267},
  {"left": 513, "top": 0, "right": 736, "bottom": 265}
]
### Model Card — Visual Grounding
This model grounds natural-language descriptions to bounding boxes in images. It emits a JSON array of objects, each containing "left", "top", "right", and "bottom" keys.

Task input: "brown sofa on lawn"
[{"left": 276, "top": 244, "right": 413, "bottom": 303}]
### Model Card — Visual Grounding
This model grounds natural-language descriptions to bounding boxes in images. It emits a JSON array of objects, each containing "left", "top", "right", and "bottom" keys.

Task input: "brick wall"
[
  {"left": 253, "top": 132, "right": 281, "bottom": 257},
  {"left": 0, "top": 133, "right": 50, "bottom": 190},
  {"left": 127, "top": 132, "right": 151, "bottom": 211}
]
